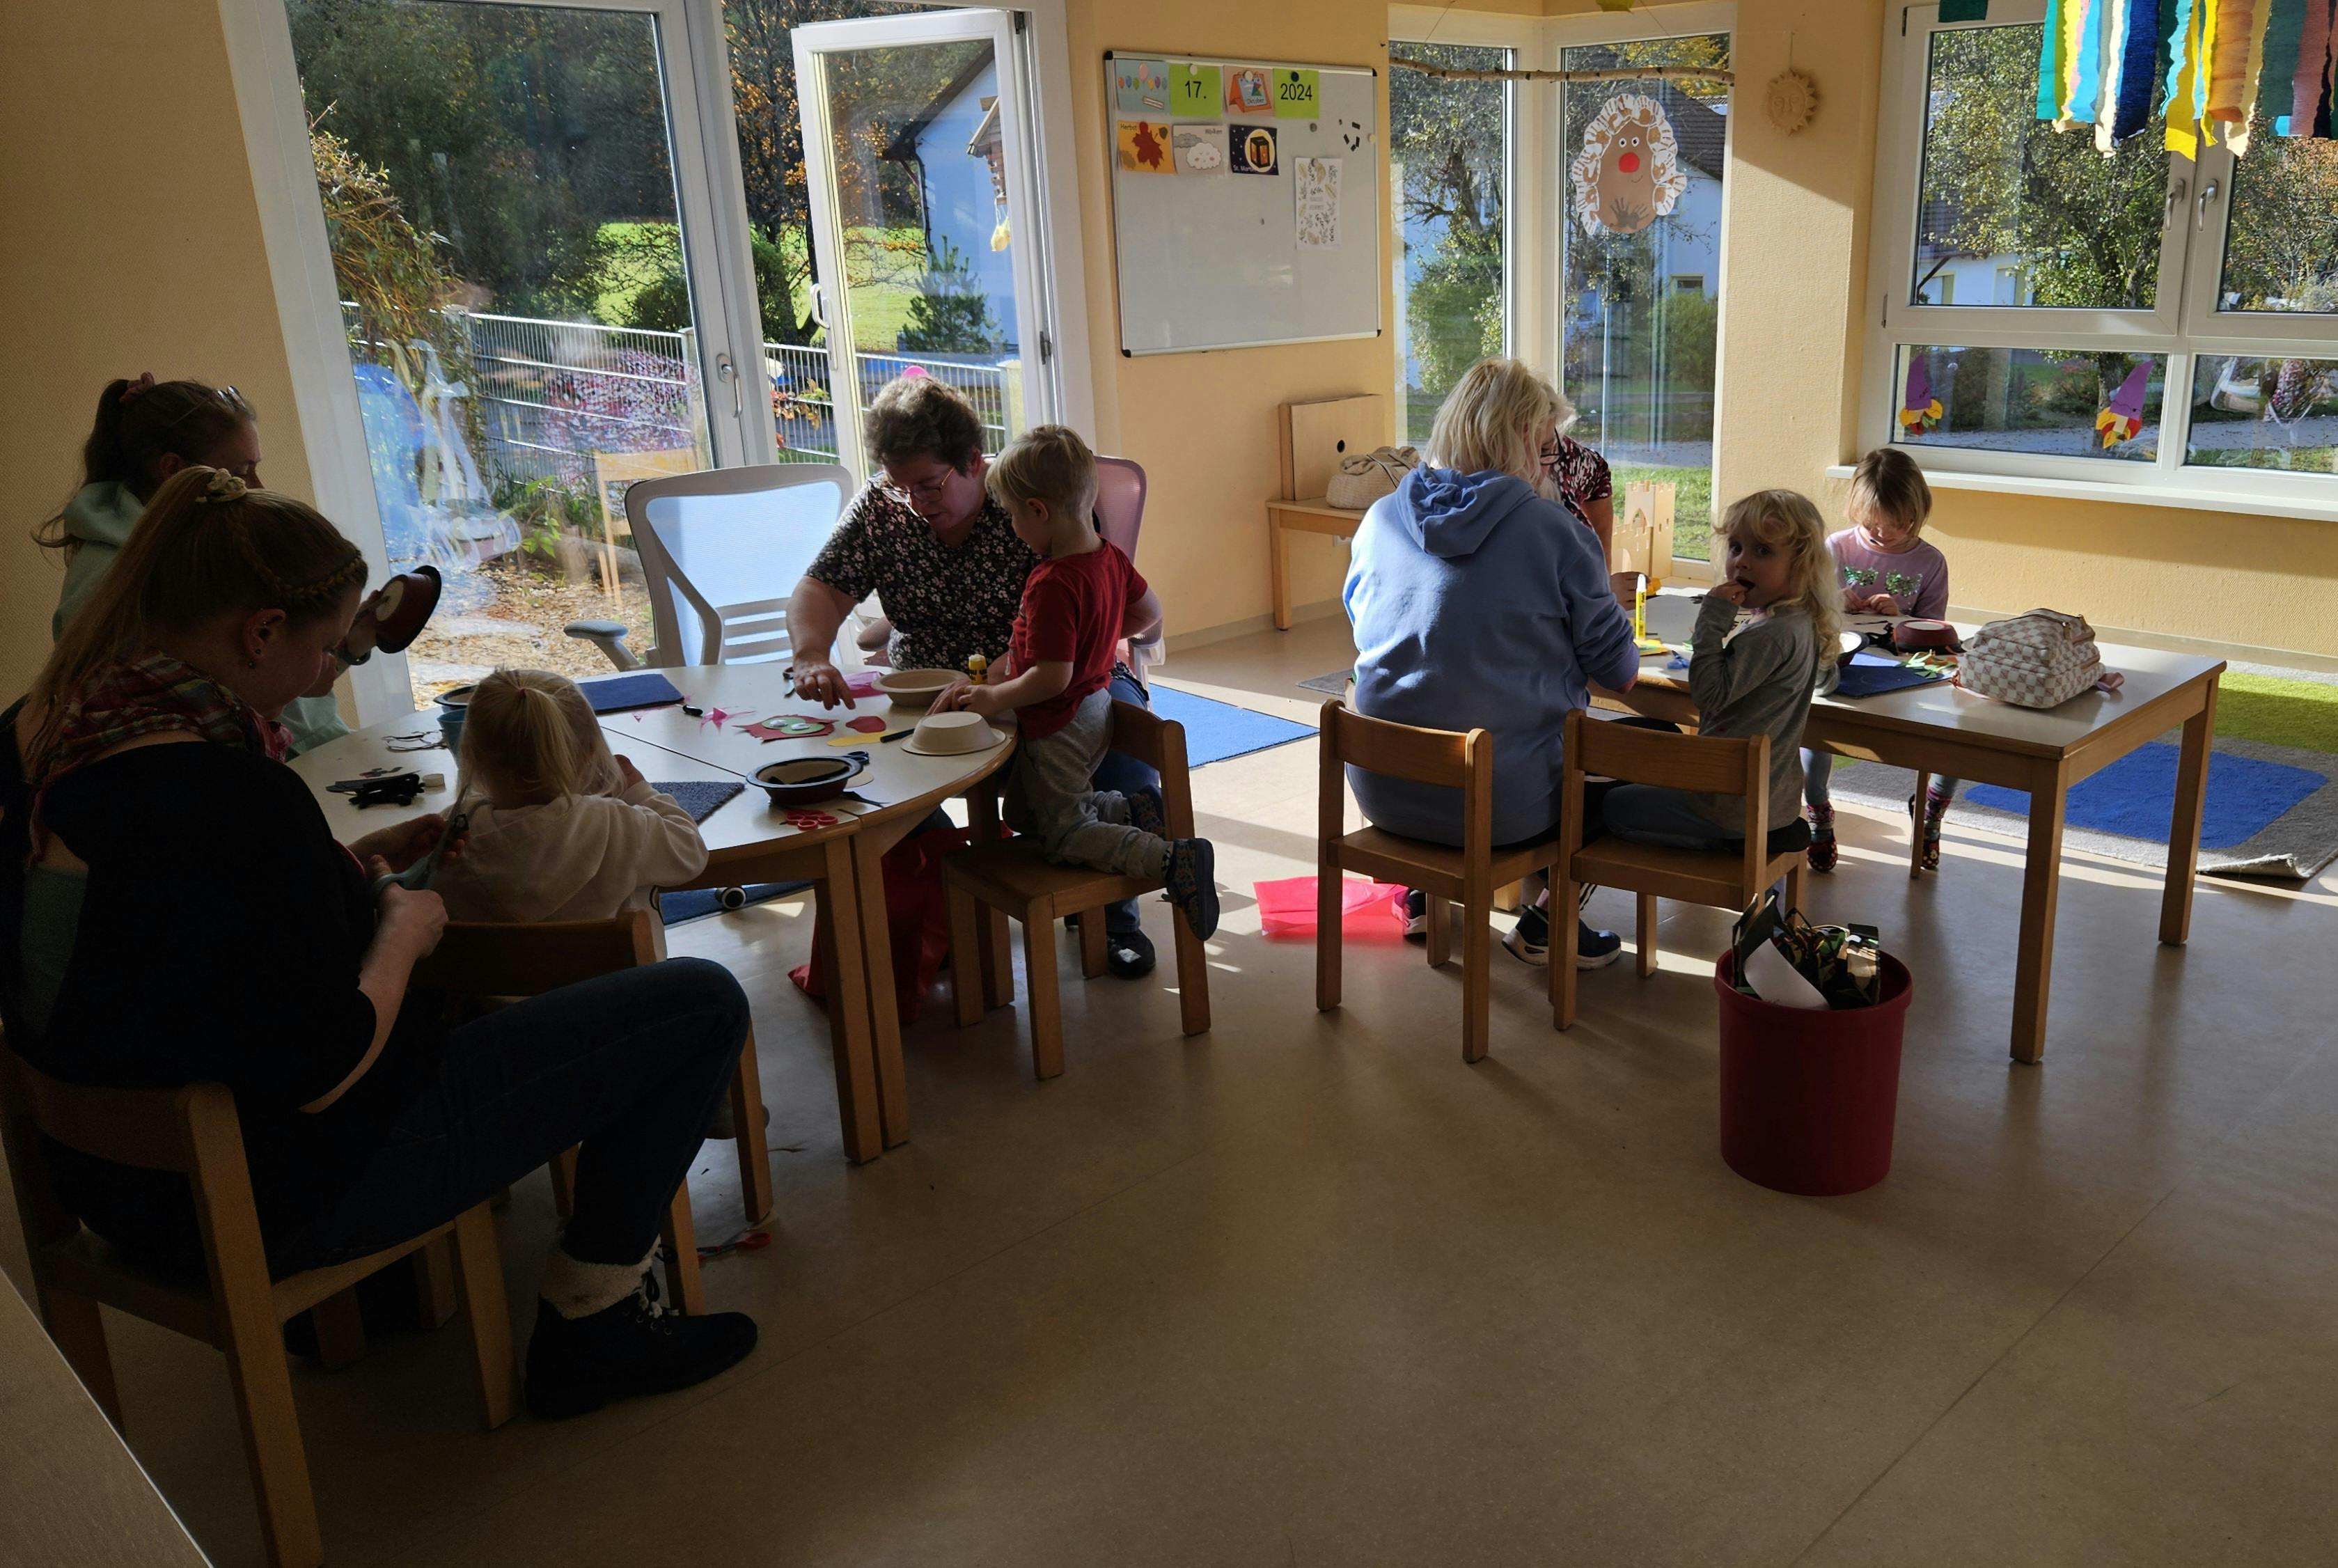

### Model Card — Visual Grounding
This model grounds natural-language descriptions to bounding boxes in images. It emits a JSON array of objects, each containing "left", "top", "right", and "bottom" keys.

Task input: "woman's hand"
[
  {"left": 1609, "top": 572, "right": 1644, "bottom": 604},
  {"left": 791, "top": 659, "right": 856, "bottom": 709},
  {"left": 367, "top": 870, "right": 448, "bottom": 957},
  {"left": 352, "top": 812, "right": 452, "bottom": 872}
]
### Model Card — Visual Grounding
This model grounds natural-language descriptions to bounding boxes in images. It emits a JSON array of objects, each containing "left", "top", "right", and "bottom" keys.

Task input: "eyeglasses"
[{"left": 880, "top": 471, "right": 954, "bottom": 506}]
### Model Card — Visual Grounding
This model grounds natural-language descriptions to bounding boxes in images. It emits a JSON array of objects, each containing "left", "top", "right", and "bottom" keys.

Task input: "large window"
[
  {"left": 1559, "top": 32, "right": 1729, "bottom": 558},
  {"left": 1390, "top": 40, "right": 1511, "bottom": 444},
  {"left": 1868, "top": 1, "right": 2338, "bottom": 502}
]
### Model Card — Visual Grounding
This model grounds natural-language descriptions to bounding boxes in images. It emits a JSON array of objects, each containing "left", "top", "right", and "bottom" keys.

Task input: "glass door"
[
  {"left": 1557, "top": 30, "right": 1731, "bottom": 559},
  {"left": 790, "top": 9, "right": 1044, "bottom": 477},
  {"left": 284, "top": 0, "right": 765, "bottom": 700}
]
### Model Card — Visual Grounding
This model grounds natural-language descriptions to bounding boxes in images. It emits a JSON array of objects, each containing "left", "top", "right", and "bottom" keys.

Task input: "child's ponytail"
[
  {"left": 460, "top": 668, "right": 610, "bottom": 805},
  {"left": 38, "top": 377, "right": 259, "bottom": 556}
]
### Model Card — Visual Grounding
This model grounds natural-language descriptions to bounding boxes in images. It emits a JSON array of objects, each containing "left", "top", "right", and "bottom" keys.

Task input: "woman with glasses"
[
  {"left": 783, "top": 374, "right": 1171, "bottom": 980},
  {"left": 35, "top": 374, "right": 349, "bottom": 755}
]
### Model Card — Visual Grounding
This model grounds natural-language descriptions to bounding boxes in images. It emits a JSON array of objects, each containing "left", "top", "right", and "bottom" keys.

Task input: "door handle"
[
  {"left": 2163, "top": 175, "right": 2187, "bottom": 226},
  {"left": 715, "top": 350, "right": 743, "bottom": 420},
  {"left": 2195, "top": 178, "right": 2222, "bottom": 229},
  {"left": 808, "top": 283, "right": 828, "bottom": 331}
]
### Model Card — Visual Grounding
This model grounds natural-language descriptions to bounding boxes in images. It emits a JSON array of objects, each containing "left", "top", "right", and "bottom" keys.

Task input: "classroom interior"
[{"left": 6, "top": 0, "right": 2338, "bottom": 1563}]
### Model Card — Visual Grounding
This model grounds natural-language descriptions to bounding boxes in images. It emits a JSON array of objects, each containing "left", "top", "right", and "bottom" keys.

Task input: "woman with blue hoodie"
[
  {"left": 37, "top": 375, "right": 349, "bottom": 754},
  {"left": 1344, "top": 359, "right": 1640, "bottom": 969}
]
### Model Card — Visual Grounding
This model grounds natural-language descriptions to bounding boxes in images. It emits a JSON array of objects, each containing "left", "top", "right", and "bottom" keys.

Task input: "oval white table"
[{"left": 288, "top": 665, "right": 1015, "bottom": 1161}]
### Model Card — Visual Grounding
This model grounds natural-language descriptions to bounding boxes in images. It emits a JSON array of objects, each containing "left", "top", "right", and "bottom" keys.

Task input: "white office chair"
[{"left": 565, "top": 462, "right": 854, "bottom": 671}]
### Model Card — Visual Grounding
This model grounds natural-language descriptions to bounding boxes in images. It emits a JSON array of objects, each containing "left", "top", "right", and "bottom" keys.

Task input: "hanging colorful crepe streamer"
[
  {"left": 2065, "top": 0, "right": 2110, "bottom": 127},
  {"left": 2040, "top": 0, "right": 2071, "bottom": 122},
  {"left": 2112, "top": 0, "right": 2167, "bottom": 139},
  {"left": 2208, "top": 0, "right": 2276, "bottom": 153},
  {"left": 2257, "top": 0, "right": 2308, "bottom": 132},
  {"left": 1900, "top": 357, "right": 1943, "bottom": 438},
  {"left": 2165, "top": 0, "right": 2217, "bottom": 157},
  {"left": 2300, "top": 0, "right": 2338, "bottom": 134},
  {"left": 2096, "top": 359, "right": 2153, "bottom": 447},
  {"left": 2096, "top": 0, "right": 2135, "bottom": 148}
]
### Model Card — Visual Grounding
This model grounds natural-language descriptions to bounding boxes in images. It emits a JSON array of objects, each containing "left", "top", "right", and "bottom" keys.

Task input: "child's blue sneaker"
[
  {"left": 1164, "top": 838, "right": 1219, "bottom": 939},
  {"left": 1127, "top": 784, "right": 1168, "bottom": 837}
]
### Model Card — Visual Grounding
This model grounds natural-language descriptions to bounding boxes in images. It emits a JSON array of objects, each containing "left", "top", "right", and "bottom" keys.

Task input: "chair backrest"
[
  {"left": 1560, "top": 709, "right": 1773, "bottom": 893},
  {"left": 1317, "top": 698, "right": 1495, "bottom": 857},
  {"left": 624, "top": 462, "right": 854, "bottom": 667},
  {"left": 1105, "top": 700, "right": 1195, "bottom": 835},
  {"left": 412, "top": 909, "right": 660, "bottom": 999},
  {"left": 1094, "top": 455, "right": 1147, "bottom": 563}
]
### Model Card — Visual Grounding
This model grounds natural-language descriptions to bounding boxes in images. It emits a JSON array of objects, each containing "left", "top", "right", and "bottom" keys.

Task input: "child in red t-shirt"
[{"left": 935, "top": 426, "right": 1218, "bottom": 938}]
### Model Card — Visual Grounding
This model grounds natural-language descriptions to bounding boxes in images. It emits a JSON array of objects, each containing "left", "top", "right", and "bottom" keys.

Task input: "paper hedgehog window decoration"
[{"left": 1569, "top": 94, "right": 1688, "bottom": 237}]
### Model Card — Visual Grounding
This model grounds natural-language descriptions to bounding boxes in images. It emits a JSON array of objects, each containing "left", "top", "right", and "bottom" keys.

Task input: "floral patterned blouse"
[
  {"left": 1548, "top": 436, "right": 1613, "bottom": 517},
  {"left": 804, "top": 479, "right": 1039, "bottom": 675}
]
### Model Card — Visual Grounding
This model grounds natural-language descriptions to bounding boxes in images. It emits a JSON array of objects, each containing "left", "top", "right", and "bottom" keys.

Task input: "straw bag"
[
  {"left": 1324, "top": 445, "right": 1419, "bottom": 510},
  {"left": 1956, "top": 609, "right": 2103, "bottom": 708}
]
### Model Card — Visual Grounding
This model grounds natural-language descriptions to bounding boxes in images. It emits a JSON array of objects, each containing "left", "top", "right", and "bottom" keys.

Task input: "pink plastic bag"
[{"left": 1254, "top": 876, "right": 1409, "bottom": 941}]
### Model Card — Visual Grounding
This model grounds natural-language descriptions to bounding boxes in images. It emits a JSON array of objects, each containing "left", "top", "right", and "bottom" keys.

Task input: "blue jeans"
[
  {"left": 1600, "top": 784, "right": 1736, "bottom": 852},
  {"left": 1089, "top": 666, "right": 1160, "bottom": 934},
  {"left": 268, "top": 957, "right": 748, "bottom": 1274}
]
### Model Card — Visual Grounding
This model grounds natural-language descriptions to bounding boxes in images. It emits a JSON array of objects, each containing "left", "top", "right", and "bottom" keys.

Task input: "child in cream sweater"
[{"left": 433, "top": 668, "right": 708, "bottom": 923}]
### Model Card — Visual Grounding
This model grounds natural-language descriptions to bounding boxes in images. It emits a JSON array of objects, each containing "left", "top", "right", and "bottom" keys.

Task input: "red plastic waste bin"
[{"left": 1713, "top": 952, "right": 1912, "bottom": 1197}]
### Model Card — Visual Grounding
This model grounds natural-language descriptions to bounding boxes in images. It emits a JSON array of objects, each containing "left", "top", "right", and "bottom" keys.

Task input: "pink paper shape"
[{"left": 845, "top": 714, "right": 888, "bottom": 732}]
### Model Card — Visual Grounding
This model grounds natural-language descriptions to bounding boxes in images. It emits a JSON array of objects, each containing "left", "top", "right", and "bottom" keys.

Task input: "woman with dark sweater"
[{"left": 3, "top": 467, "right": 757, "bottom": 1420}]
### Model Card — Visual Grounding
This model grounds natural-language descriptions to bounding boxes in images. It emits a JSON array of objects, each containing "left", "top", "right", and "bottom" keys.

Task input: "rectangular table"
[{"left": 1605, "top": 604, "right": 2223, "bottom": 1063}]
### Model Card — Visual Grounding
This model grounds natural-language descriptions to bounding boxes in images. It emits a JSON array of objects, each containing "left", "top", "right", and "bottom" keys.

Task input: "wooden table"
[
  {"left": 0, "top": 1271, "right": 209, "bottom": 1566},
  {"left": 289, "top": 668, "right": 1014, "bottom": 1161},
  {"left": 1606, "top": 598, "right": 2223, "bottom": 1063},
  {"left": 1267, "top": 495, "right": 1367, "bottom": 631}
]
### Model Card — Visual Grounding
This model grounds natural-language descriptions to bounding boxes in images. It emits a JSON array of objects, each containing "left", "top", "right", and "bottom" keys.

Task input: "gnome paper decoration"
[
  {"left": 1569, "top": 95, "right": 1688, "bottom": 236},
  {"left": 1899, "top": 357, "right": 1943, "bottom": 437},
  {"left": 2095, "top": 359, "right": 2152, "bottom": 447}
]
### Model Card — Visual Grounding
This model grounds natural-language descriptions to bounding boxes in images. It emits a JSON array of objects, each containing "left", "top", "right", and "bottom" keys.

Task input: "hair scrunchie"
[
  {"left": 201, "top": 470, "right": 249, "bottom": 505},
  {"left": 118, "top": 372, "right": 157, "bottom": 405}
]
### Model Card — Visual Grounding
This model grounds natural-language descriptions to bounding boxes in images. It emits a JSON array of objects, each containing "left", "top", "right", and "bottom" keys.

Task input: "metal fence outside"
[{"left": 343, "top": 305, "right": 1016, "bottom": 493}]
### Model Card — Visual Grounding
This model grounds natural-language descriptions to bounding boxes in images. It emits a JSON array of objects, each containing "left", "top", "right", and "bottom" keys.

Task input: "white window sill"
[{"left": 1822, "top": 464, "right": 2338, "bottom": 524}]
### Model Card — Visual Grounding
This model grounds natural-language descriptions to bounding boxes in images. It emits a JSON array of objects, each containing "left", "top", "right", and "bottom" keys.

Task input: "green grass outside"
[
  {"left": 2215, "top": 672, "right": 2338, "bottom": 753},
  {"left": 587, "top": 221, "right": 932, "bottom": 354}
]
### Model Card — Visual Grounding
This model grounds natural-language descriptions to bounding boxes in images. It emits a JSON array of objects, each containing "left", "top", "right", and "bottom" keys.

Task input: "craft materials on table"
[
  {"left": 652, "top": 780, "right": 744, "bottom": 826},
  {"left": 576, "top": 671, "right": 686, "bottom": 713},
  {"left": 744, "top": 716, "right": 838, "bottom": 742},
  {"left": 1832, "top": 650, "right": 1950, "bottom": 700},
  {"left": 1632, "top": 572, "right": 1668, "bottom": 657}
]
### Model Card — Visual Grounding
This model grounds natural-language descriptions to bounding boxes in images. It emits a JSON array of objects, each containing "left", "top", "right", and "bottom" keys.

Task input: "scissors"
[{"left": 370, "top": 776, "right": 470, "bottom": 899}]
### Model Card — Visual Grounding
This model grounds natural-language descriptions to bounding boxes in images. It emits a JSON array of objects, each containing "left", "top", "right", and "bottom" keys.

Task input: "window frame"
[{"left": 1864, "top": 0, "right": 2338, "bottom": 515}]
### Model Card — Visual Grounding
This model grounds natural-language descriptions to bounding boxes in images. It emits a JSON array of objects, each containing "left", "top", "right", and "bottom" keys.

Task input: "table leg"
[
  {"left": 2010, "top": 760, "right": 2069, "bottom": 1065},
  {"left": 1908, "top": 769, "right": 1931, "bottom": 879},
  {"left": 965, "top": 785, "right": 1014, "bottom": 1008},
  {"left": 851, "top": 830, "right": 911, "bottom": 1149},
  {"left": 815, "top": 837, "right": 884, "bottom": 1162},
  {"left": 2160, "top": 677, "right": 2218, "bottom": 946},
  {"left": 1271, "top": 513, "right": 1293, "bottom": 632}
]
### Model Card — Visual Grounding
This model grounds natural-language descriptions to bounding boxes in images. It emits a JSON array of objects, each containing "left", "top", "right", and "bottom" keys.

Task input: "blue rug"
[
  {"left": 1148, "top": 684, "right": 1315, "bottom": 767},
  {"left": 1963, "top": 742, "right": 2325, "bottom": 851}
]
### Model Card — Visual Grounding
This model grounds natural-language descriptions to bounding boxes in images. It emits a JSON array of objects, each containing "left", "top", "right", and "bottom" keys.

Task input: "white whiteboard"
[{"left": 1103, "top": 54, "right": 1382, "bottom": 356}]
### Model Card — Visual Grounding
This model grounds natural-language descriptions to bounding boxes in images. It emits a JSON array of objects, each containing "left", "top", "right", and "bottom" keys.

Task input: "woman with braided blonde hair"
[{"left": 3, "top": 467, "right": 760, "bottom": 1420}]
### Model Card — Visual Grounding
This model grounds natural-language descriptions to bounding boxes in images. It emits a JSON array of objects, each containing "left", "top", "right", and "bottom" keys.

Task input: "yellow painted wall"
[
  {"left": 0, "top": 2, "right": 317, "bottom": 703},
  {"left": 1067, "top": 0, "right": 1397, "bottom": 637},
  {"left": 1709, "top": 0, "right": 2338, "bottom": 658}
]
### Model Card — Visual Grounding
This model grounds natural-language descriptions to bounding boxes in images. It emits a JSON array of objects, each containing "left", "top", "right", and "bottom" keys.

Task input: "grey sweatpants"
[{"left": 1005, "top": 687, "right": 1172, "bottom": 880}]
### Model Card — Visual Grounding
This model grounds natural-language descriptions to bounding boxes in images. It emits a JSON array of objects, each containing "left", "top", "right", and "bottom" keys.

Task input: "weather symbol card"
[
  {"left": 1225, "top": 66, "right": 1271, "bottom": 116},
  {"left": 1117, "top": 119, "right": 1175, "bottom": 174},
  {"left": 1113, "top": 58, "right": 1169, "bottom": 116},
  {"left": 1173, "top": 123, "right": 1228, "bottom": 175},
  {"left": 1229, "top": 123, "right": 1279, "bottom": 175}
]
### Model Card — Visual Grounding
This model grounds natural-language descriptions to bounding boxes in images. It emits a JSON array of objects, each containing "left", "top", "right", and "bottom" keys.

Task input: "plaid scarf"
[{"left": 27, "top": 652, "right": 290, "bottom": 859}]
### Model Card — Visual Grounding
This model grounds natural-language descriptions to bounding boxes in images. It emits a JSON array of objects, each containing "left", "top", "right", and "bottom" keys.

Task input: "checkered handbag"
[{"left": 1954, "top": 609, "right": 2103, "bottom": 708}]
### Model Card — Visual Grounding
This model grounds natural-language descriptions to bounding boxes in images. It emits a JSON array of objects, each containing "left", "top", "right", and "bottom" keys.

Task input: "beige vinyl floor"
[{"left": 9, "top": 616, "right": 2338, "bottom": 1567}]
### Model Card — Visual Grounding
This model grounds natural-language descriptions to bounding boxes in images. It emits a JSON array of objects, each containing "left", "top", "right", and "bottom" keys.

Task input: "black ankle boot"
[{"left": 524, "top": 1274, "right": 757, "bottom": 1420}]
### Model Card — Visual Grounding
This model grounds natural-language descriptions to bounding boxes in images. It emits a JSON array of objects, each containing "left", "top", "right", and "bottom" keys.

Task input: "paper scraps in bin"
[
  {"left": 1255, "top": 876, "right": 1409, "bottom": 941},
  {"left": 1732, "top": 891, "right": 1884, "bottom": 1009}
]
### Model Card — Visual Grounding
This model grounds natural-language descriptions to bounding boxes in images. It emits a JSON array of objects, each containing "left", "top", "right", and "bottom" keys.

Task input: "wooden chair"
[
  {"left": 1554, "top": 708, "right": 1809, "bottom": 1030},
  {"left": 1315, "top": 698, "right": 1565, "bottom": 1064},
  {"left": 941, "top": 701, "right": 1211, "bottom": 1079},
  {"left": 0, "top": 1034, "right": 514, "bottom": 1568},
  {"left": 414, "top": 909, "right": 773, "bottom": 1316}
]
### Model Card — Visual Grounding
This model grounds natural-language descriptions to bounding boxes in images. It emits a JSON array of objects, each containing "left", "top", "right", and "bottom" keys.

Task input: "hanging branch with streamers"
[{"left": 1388, "top": 57, "right": 1735, "bottom": 86}]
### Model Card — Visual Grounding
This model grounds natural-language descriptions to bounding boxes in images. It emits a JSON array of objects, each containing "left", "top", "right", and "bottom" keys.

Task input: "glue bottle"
[{"left": 967, "top": 654, "right": 988, "bottom": 686}]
